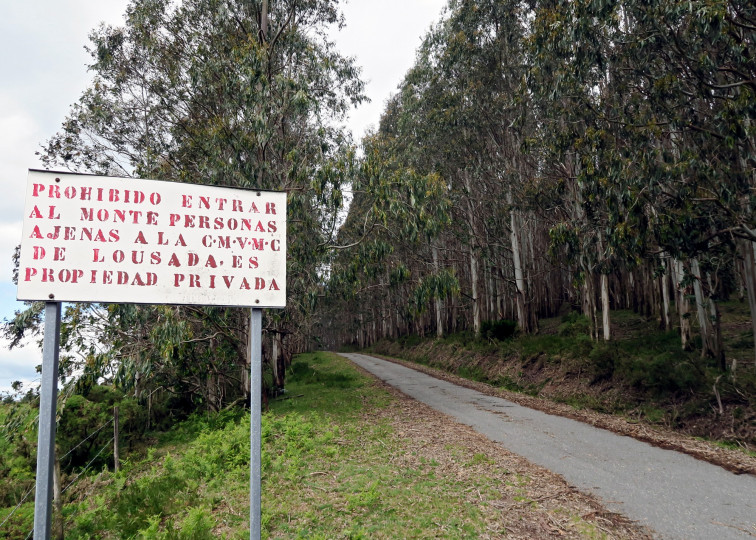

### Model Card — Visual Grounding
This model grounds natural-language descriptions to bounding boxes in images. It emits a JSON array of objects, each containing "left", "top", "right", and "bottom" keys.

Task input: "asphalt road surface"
[{"left": 340, "top": 352, "right": 756, "bottom": 540}]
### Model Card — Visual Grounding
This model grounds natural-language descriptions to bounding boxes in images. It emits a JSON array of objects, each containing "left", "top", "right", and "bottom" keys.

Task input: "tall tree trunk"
[
  {"left": 463, "top": 172, "right": 481, "bottom": 337},
  {"left": 660, "top": 259, "right": 672, "bottom": 330},
  {"left": 260, "top": 0, "right": 269, "bottom": 42},
  {"left": 433, "top": 245, "right": 444, "bottom": 337},
  {"left": 498, "top": 256, "right": 507, "bottom": 318},
  {"left": 674, "top": 259, "right": 693, "bottom": 351},
  {"left": 691, "top": 258, "right": 716, "bottom": 359},
  {"left": 596, "top": 230, "right": 611, "bottom": 340},
  {"left": 581, "top": 269, "right": 598, "bottom": 341},
  {"left": 508, "top": 188, "right": 530, "bottom": 334},
  {"left": 270, "top": 331, "right": 281, "bottom": 389},
  {"left": 706, "top": 277, "right": 726, "bottom": 371},
  {"left": 469, "top": 246, "right": 481, "bottom": 337},
  {"left": 629, "top": 271, "right": 639, "bottom": 313},
  {"left": 645, "top": 265, "right": 656, "bottom": 318},
  {"left": 600, "top": 273, "right": 611, "bottom": 341}
]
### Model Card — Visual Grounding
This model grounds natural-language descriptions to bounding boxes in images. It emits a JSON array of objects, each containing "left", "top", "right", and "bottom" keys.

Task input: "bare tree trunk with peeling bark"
[
  {"left": 469, "top": 245, "right": 481, "bottom": 337},
  {"left": 673, "top": 259, "right": 693, "bottom": 351},
  {"left": 463, "top": 172, "right": 481, "bottom": 337},
  {"left": 508, "top": 188, "right": 531, "bottom": 334},
  {"left": 600, "top": 273, "right": 611, "bottom": 341},
  {"left": 660, "top": 258, "right": 672, "bottom": 330},
  {"left": 582, "top": 269, "right": 598, "bottom": 341},
  {"left": 690, "top": 258, "right": 718, "bottom": 360}
]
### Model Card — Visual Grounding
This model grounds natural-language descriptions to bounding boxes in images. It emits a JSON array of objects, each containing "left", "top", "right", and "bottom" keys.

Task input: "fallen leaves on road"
[{"left": 365, "top": 375, "right": 654, "bottom": 539}]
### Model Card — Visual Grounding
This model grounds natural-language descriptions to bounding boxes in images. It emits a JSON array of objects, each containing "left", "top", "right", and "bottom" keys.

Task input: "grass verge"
[{"left": 1, "top": 351, "right": 651, "bottom": 539}]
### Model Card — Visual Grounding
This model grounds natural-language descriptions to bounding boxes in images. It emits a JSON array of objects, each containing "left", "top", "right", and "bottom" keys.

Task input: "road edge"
[{"left": 359, "top": 351, "right": 756, "bottom": 477}]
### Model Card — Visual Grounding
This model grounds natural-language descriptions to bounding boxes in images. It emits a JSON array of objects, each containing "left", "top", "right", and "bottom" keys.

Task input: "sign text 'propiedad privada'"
[{"left": 17, "top": 170, "right": 287, "bottom": 308}]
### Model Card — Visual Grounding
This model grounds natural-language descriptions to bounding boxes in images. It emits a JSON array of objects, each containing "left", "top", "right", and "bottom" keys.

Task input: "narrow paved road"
[{"left": 340, "top": 353, "right": 756, "bottom": 540}]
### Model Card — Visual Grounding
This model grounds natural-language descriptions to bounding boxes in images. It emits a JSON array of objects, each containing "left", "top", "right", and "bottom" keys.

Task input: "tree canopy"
[
  {"left": 321, "top": 0, "right": 756, "bottom": 373},
  {"left": 7, "top": 0, "right": 367, "bottom": 410}
]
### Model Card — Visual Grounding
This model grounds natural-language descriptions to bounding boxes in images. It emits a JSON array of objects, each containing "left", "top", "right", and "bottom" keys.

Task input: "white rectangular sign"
[{"left": 17, "top": 170, "right": 286, "bottom": 308}]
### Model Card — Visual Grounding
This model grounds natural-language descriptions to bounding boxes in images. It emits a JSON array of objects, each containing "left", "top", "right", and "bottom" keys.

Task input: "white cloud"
[
  {"left": 0, "top": 95, "right": 39, "bottom": 219},
  {"left": 0, "top": 222, "right": 22, "bottom": 284},
  {"left": 332, "top": 0, "right": 448, "bottom": 140},
  {"left": 0, "top": 337, "right": 41, "bottom": 395},
  {"left": 0, "top": 1, "right": 131, "bottom": 350}
]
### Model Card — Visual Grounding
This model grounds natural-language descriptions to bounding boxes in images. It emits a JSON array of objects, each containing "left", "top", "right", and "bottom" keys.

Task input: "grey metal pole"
[
  {"left": 33, "top": 302, "right": 62, "bottom": 540},
  {"left": 249, "top": 308, "right": 262, "bottom": 540}
]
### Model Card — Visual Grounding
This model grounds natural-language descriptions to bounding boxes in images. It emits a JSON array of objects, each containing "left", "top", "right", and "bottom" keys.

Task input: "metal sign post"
[
  {"left": 249, "top": 308, "right": 262, "bottom": 540},
  {"left": 33, "top": 302, "right": 62, "bottom": 540}
]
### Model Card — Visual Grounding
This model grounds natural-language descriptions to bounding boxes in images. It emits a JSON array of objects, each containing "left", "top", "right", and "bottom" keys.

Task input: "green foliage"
[
  {"left": 0, "top": 500, "right": 34, "bottom": 539},
  {"left": 456, "top": 364, "right": 489, "bottom": 383},
  {"left": 5, "top": 0, "right": 369, "bottom": 417},
  {"left": 0, "top": 401, "right": 37, "bottom": 509},
  {"left": 441, "top": 330, "right": 478, "bottom": 347},
  {"left": 320, "top": 0, "right": 755, "bottom": 374},
  {"left": 373, "top": 306, "right": 755, "bottom": 448},
  {"left": 67, "top": 411, "right": 252, "bottom": 538},
  {"left": 46, "top": 352, "right": 509, "bottom": 538},
  {"left": 619, "top": 352, "right": 706, "bottom": 396},
  {"left": 398, "top": 334, "right": 423, "bottom": 348},
  {"left": 557, "top": 313, "right": 591, "bottom": 337},
  {"left": 587, "top": 343, "right": 617, "bottom": 382},
  {"left": 528, "top": 0, "right": 755, "bottom": 265},
  {"left": 57, "top": 387, "right": 146, "bottom": 472}
]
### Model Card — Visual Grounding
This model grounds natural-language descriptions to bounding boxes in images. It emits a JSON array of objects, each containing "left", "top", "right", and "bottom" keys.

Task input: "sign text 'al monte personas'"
[{"left": 17, "top": 170, "right": 287, "bottom": 307}]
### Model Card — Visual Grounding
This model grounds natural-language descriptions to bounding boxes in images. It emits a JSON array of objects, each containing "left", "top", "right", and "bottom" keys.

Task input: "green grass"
[
  {"left": 260, "top": 352, "right": 494, "bottom": 538},
  {"left": 1, "top": 352, "right": 513, "bottom": 539},
  {"left": 711, "top": 439, "right": 756, "bottom": 458}
]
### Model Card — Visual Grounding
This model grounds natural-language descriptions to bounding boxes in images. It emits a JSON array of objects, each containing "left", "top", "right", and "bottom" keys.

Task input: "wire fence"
[
  {"left": 3, "top": 386, "right": 167, "bottom": 538},
  {"left": 0, "top": 486, "right": 35, "bottom": 531},
  {"left": 59, "top": 417, "right": 114, "bottom": 463},
  {"left": 63, "top": 435, "right": 115, "bottom": 494},
  {"left": 0, "top": 414, "right": 117, "bottom": 538}
]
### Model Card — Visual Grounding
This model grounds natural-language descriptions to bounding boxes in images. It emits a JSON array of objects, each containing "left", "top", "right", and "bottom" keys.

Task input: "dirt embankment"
[{"left": 368, "top": 339, "right": 756, "bottom": 477}]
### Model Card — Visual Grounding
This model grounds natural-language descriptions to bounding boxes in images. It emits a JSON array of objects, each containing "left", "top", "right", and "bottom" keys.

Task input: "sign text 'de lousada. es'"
[{"left": 17, "top": 170, "right": 287, "bottom": 308}]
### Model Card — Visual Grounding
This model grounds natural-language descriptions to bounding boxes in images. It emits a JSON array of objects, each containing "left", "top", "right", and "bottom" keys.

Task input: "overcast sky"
[{"left": 0, "top": 0, "right": 447, "bottom": 394}]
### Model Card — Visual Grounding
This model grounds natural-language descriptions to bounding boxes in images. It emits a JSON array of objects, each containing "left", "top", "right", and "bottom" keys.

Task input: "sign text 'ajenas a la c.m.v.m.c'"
[{"left": 17, "top": 170, "right": 287, "bottom": 308}]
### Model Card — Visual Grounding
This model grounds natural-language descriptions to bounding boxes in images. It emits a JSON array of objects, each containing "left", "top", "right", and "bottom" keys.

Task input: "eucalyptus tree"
[
  {"left": 326, "top": 0, "right": 571, "bottom": 342},
  {"left": 324, "top": 0, "right": 753, "bottom": 372},
  {"left": 8, "top": 0, "right": 366, "bottom": 408},
  {"left": 321, "top": 118, "right": 455, "bottom": 346},
  {"left": 384, "top": 0, "right": 543, "bottom": 337},
  {"left": 620, "top": 0, "right": 756, "bottom": 366},
  {"left": 525, "top": 0, "right": 635, "bottom": 341},
  {"left": 526, "top": 0, "right": 754, "bottom": 363}
]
